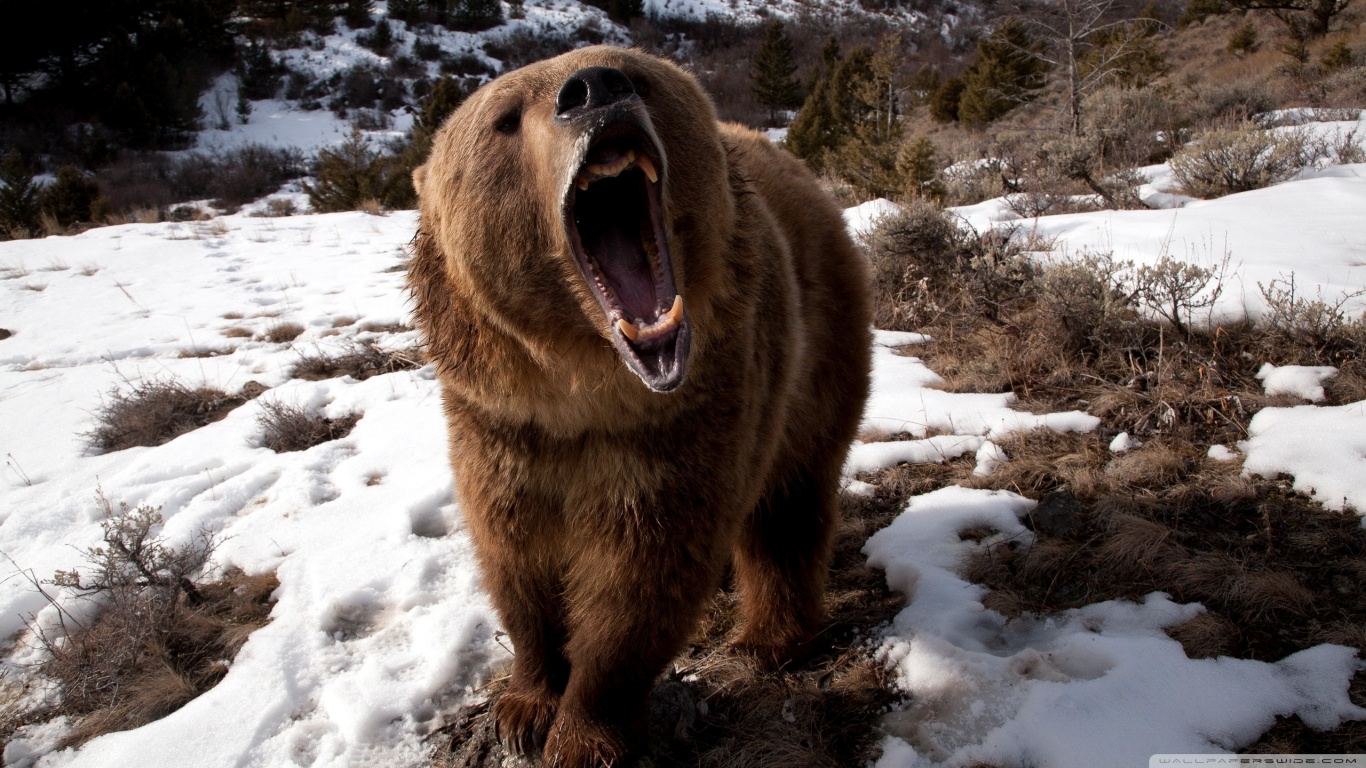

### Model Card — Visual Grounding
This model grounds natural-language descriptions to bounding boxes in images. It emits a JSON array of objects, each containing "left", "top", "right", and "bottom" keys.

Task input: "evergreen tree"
[
  {"left": 450, "top": 0, "right": 504, "bottom": 31},
  {"left": 345, "top": 0, "right": 375, "bottom": 28},
  {"left": 305, "top": 127, "right": 414, "bottom": 211},
  {"left": 784, "top": 76, "right": 838, "bottom": 163},
  {"left": 1227, "top": 19, "right": 1260, "bottom": 55},
  {"left": 608, "top": 0, "right": 644, "bottom": 22},
  {"left": 929, "top": 75, "right": 965, "bottom": 123},
  {"left": 751, "top": 21, "right": 801, "bottom": 125},
  {"left": 783, "top": 37, "right": 842, "bottom": 164},
  {"left": 1321, "top": 39, "right": 1354, "bottom": 70},
  {"left": 0, "top": 150, "right": 41, "bottom": 239},
  {"left": 237, "top": 42, "right": 284, "bottom": 101},
  {"left": 957, "top": 20, "right": 1049, "bottom": 128},
  {"left": 897, "top": 136, "right": 944, "bottom": 201},
  {"left": 415, "top": 77, "right": 470, "bottom": 138},
  {"left": 40, "top": 166, "right": 102, "bottom": 227}
]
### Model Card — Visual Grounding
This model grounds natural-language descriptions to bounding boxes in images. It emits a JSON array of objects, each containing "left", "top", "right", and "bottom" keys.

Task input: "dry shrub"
[
  {"left": 85, "top": 380, "right": 248, "bottom": 453},
  {"left": 291, "top": 340, "right": 423, "bottom": 381},
  {"left": 256, "top": 401, "right": 360, "bottom": 452},
  {"left": 29, "top": 496, "right": 276, "bottom": 748},
  {"left": 260, "top": 321, "right": 305, "bottom": 343},
  {"left": 1169, "top": 122, "right": 1310, "bottom": 198},
  {"left": 863, "top": 200, "right": 1034, "bottom": 330}
]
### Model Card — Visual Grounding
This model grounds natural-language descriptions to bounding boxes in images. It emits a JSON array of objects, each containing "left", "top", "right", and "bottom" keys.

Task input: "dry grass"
[
  {"left": 260, "top": 321, "right": 305, "bottom": 343},
  {"left": 434, "top": 484, "right": 909, "bottom": 767},
  {"left": 256, "top": 401, "right": 360, "bottom": 453},
  {"left": 291, "top": 340, "right": 423, "bottom": 382},
  {"left": 84, "top": 380, "right": 250, "bottom": 453},
  {"left": 221, "top": 326, "right": 252, "bottom": 338}
]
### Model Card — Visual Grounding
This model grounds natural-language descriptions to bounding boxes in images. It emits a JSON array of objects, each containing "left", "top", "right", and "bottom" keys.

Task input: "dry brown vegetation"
[
  {"left": 291, "top": 339, "right": 423, "bottom": 382},
  {"left": 857, "top": 201, "right": 1366, "bottom": 754},
  {"left": 256, "top": 400, "right": 360, "bottom": 452},
  {"left": 2, "top": 497, "right": 276, "bottom": 751},
  {"left": 84, "top": 380, "right": 254, "bottom": 453}
]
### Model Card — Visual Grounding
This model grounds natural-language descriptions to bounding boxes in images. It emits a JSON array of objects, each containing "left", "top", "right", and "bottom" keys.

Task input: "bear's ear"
[{"left": 412, "top": 164, "right": 428, "bottom": 198}]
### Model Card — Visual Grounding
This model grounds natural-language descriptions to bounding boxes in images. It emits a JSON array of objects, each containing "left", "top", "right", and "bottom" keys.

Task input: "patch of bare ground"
[
  {"left": 433, "top": 486, "right": 911, "bottom": 768},
  {"left": 3, "top": 498, "right": 277, "bottom": 750}
]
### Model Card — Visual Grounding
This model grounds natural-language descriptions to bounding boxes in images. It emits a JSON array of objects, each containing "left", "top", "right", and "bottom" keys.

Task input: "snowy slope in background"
[
  {"left": 3, "top": 158, "right": 1366, "bottom": 763},
  {"left": 950, "top": 115, "right": 1366, "bottom": 322},
  {"left": 194, "top": 0, "right": 626, "bottom": 155}
]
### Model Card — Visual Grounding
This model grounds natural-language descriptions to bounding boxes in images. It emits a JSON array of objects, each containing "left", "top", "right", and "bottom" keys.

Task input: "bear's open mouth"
[{"left": 565, "top": 124, "right": 690, "bottom": 393}]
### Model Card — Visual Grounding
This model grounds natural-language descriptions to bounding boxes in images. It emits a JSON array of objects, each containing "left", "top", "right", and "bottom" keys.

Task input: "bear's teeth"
[
  {"left": 637, "top": 154, "right": 658, "bottom": 184},
  {"left": 615, "top": 296, "right": 683, "bottom": 344}
]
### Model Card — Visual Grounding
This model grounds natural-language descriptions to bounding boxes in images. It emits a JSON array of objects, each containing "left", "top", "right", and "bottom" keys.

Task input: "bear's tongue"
[{"left": 578, "top": 213, "right": 657, "bottom": 321}]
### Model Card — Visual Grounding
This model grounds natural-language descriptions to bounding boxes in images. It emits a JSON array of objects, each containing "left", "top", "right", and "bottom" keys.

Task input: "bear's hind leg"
[{"left": 731, "top": 460, "right": 840, "bottom": 667}]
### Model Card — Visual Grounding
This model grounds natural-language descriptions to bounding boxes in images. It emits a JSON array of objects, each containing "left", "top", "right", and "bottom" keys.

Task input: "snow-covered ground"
[{"left": 4, "top": 124, "right": 1366, "bottom": 765}]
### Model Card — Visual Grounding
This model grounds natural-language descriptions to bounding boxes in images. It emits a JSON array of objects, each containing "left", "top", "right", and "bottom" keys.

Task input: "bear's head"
[{"left": 415, "top": 47, "right": 736, "bottom": 394}]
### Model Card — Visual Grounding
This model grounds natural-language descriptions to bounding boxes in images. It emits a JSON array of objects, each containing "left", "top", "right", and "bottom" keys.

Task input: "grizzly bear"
[{"left": 408, "top": 47, "right": 871, "bottom": 767}]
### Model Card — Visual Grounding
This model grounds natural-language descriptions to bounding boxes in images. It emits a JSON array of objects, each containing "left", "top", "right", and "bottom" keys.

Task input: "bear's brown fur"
[{"left": 409, "top": 47, "right": 871, "bottom": 767}]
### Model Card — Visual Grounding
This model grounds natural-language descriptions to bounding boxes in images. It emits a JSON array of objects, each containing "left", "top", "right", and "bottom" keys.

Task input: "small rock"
[{"left": 1029, "top": 489, "right": 1086, "bottom": 538}]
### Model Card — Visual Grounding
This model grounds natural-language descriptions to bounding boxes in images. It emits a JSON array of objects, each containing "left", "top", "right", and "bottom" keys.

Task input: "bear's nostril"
[{"left": 556, "top": 67, "right": 636, "bottom": 116}]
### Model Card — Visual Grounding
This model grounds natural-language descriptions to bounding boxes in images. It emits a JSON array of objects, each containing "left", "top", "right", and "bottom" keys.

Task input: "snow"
[
  {"left": 193, "top": 0, "right": 626, "bottom": 157},
  {"left": 1207, "top": 444, "right": 1239, "bottom": 462},
  {"left": 1109, "top": 431, "right": 1141, "bottom": 452},
  {"left": 1240, "top": 400, "right": 1366, "bottom": 515},
  {"left": 1255, "top": 362, "right": 1338, "bottom": 402},
  {"left": 1, "top": 212, "right": 502, "bottom": 767},
  {"left": 844, "top": 198, "right": 903, "bottom": 239},
  {"left": 865, "top": 487, "right": 1366, "bottom": 768},
  {"left": 4, "top": 116, "right": 1366, "bottom": 765}
]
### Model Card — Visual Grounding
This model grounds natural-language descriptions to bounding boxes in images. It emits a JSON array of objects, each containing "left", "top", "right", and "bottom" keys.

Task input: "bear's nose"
[{"left": 556, "top": 66, "right": 636, "bottom": 116}]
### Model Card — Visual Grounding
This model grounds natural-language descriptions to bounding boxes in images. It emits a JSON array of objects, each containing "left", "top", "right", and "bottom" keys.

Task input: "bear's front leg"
[
  {"left": 543, "top": 533, "right": 724, "bottom": 767},
  {"left": 483, "top": 560, "right": 570, "bottom": 756}
]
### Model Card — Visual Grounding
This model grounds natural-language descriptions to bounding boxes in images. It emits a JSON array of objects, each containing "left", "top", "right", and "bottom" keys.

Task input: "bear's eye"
[
  {"left": 631, "top": 75, "right": 651, "bottom": 98},
  {"left": 494, "top": 108, "right": 521, "bottom": 135}
]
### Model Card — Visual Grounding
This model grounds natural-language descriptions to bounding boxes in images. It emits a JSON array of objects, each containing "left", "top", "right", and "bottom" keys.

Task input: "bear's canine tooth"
[
  {"left": 616, "top": 318, "right": 640, "bottom": 341},
  {"left": 637, "top": 154, "right": 658, "bottom": 184},
  {"left": 666, "top": 294, "right": 683, "bottom": 324}
]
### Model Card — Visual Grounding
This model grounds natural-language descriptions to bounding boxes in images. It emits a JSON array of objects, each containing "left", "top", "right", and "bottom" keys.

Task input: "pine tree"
[
  {"left": 0, "top": 150, "right": 41, "bottom": 238},
  {"left": 449, "top": 0, "right": 504, "bottom": 31},
  {"left": 1321, "top": 40, "right": 1354, "bottom": 70},
  {"left": 40, "top": 166, "right": 101, "bottom": 227},
  {"left": 897, "top": 136, "right": 944, "bottom": 201},
  {"left": 1227, "top": 20, "right": 1260, "bottom": 55},
  {"left": 608, "top": 0, "right": 644, "bottom": 22},
  {"left": 751, "top": 21, "right": 801, "bottom": 125},
  {"left": 345, "top": 0, "right": 375, "bottom": 28},
  {"left": 928, "top": 75, "right": 965, "bottom": 123},
  {"left": 783, "top": 37, "right": 842, "bottom": 165},
  {"left": 957, "top": 20, "right": 1049, "bottom": 128},
  {"left": 304, "top": 128, "right": 387, "bottom": 212},
  {"left": 415, "top": 77, "right": 470, "bottom": 137}
]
